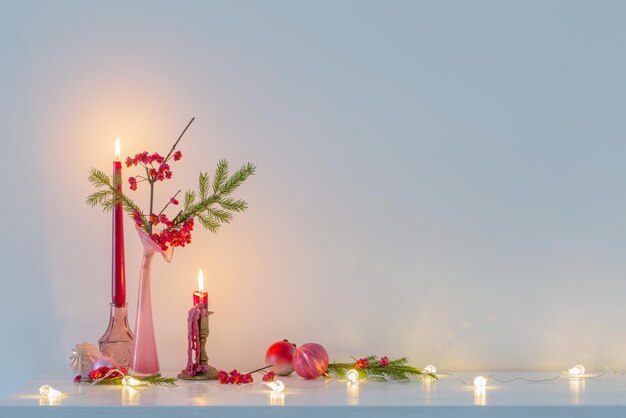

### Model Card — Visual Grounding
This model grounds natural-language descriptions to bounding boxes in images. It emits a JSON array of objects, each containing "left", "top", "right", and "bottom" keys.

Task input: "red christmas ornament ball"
[
  {"left": 265, "top": 339, "right": 297, "bottom": 376},
  {"left": 293, "top": 343, "right": 329, "bottom": 379}
]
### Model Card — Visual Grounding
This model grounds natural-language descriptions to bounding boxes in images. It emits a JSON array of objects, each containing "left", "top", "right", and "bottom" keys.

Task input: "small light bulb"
[
  {"left": 567, "top": 365, "right": 585, "bottom": 377},
  {"left": 122, "top": 376, "right": 141, "bottom": 388},
  {"left": 424, "top": 365, "right": 437, "bottom": 374},
  {"left": 474, "top": 376, "right": 487, "bottom": 389},
  {"left": 265, "top": 380, "right": 285, "bottom": 393},
  {"left": 346, "top": 369, "right": 359, "bottom": 384},
  {"left": 39, "top": 385, "right": 62, "bottom": 398}
]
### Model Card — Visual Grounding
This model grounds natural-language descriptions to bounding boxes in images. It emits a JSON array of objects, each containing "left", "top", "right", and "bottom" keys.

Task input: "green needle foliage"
[
  {"left": 86, "top": 168, "right": 148, "bottom": 227},
  {"left": 86, "top": 119, "right": 255, "bottom": 238},
  {"left": 87, "top": 161, "right": 254, "bottom": 235},
  {"left": 327, "top": 356, "right": 436, "bottom": 381},
  {"left": 79, "top": 376, "right": 177, "bottom": 386},
  {"left": 178, "top": 160, "right": 255, "bottom": 232}
]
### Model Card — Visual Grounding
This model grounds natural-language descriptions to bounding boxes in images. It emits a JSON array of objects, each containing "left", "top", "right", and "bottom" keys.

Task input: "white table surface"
[{"left": 2, "top": 371, "right": 626, "bottom": 417}]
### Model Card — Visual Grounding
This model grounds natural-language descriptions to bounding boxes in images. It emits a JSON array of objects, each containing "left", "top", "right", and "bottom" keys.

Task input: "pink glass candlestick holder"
[{"left": 98, "top": 303, "right": 133, "bottom": 366}]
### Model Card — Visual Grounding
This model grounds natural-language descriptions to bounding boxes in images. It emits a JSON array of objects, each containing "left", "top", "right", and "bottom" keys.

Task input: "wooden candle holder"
[{"left": 178, "top": 310, "right": 219, "bottom": 380}]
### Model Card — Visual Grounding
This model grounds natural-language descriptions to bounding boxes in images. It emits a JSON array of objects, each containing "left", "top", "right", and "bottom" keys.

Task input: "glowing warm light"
[
  {"left": 424, "top": 365, "right": 437, "bottom": 374},
  {"left": 474, "top": 388, "right": 486, "bottom": 405},
  {"left": 569, "top": 377, "right": 585, "bottom": 405},
  {"left": 346, "top": 379, "right": 360, "bottom": 406},
  {"left": 568, "top": 365, "right": 585, "bottom": 377},
  {"left": 270, "top": 391, "right": 285, "bottom": 406},
  {"left": 122, "top": 376, "right": 141, "bottom": 388},
  {"left": 346, "top": 369, "right": 359, "bottom": 384},
  {"left": 39, "top": 385, "right": 62, "bottom": 399},
  {"left": 114, "top": 137, "right": 121, "bottom": 161},
  {"left": 198, "top": 269, "right": 204, "bottom": 293},
  {"left": 265, "top": 380, "right": 285, "bottom": 393},
  {"left": 474, "top": 376, "right": 487, "bottom": 389},
  {"left": 122, "top": 386, "right": 139, "bottom": 405}
]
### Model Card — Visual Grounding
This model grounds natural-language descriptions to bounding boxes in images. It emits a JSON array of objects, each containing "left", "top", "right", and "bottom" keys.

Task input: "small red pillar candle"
[
  {"left": 112, "top": 138, "right": 126, "bottom": 307},
  {"left": 193, "top": 268, "right": 208, "bottom": 307}
]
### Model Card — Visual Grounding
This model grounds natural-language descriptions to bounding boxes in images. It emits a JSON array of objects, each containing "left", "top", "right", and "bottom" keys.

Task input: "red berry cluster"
[
  {"left": 132, "top": 212, "right": 195, "bottom": 251},
  {"left": 355, "top": 358, "right": 370, "bottom": 369},
  {"left": 76, "top": 366, "right": 128, "bottom": 383},
  {"left": 217, "top": 369, "right": 254, "bottom": 385},
  {"left": 128, "top": 176, "right": 138, "bottom": 190},
  {"left": 379, "top": 356, "right": 389, "bottom": 367},
  {"left": 152, "top": 218, "right": 194, "bottom": 251},
  {"left": 125, "top": 150, "right": 183, "bottom": 190},
  {"left": 132, "top": 210, "right": 143, "bottom": 227},
  {"left": 262, "top": 371, "right": 276, "bottom": 382},
  {"left": 126, "top": 151, "right": 165, "bottom": 167}
]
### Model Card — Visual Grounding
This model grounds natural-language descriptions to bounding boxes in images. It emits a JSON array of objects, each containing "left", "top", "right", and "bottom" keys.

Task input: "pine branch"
[
  {"left": 79, "top": 376, "right": 177, "bottom": 386},
  {"left": 175, "top": 161, "right": 254, "bottom": 232},
  {"left": 212, "top": 159, "right": 229, "bottom": 193},
  {"left": 88, "top": 168, "right": 112, "bottom": 188},
  {"left": 119, "top": 193, "right": 148, "bottom": 231},
  {"left": 86, "top": 190, "right": 112, "bottom": 208},
  {"left": 198, "top": 213, "right": 220, "bottom": 232},
  {"left": 208, "top": 208, "right": 233, "bottom": 223},
  {"left": 86, "top": 166, "right": 148, "bottom": 231},
  {"left": 199, "top": 172, "right": 210, "bottom": 200},
  {"left": 219, "top": 197, "right": 248, "bottom": 212},
  {"left": 327, "top": 356, "right": 436, "bottom": 381},
  {"left": 184, "top": 190, "right": 196, "bottom": 210},
  {"left": 221, "top": 162, "right": 256, "bottom": 196},
  {"left": 102, "top": 197, "right": 117, "bottom": 212},
  {"left": 181, "top": 195, "right": 219, "bottom": 223},
  {"left": 87, "top": 127, "right": 254, "bottom": 239}
]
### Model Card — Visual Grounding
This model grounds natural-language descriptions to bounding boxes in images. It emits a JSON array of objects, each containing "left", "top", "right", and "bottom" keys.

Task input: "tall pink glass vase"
[{"left": 130, "top": 226, "right": 173, "bottom": 377}]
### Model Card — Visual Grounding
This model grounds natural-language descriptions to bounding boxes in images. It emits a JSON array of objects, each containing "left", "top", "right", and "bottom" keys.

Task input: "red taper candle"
[
  {"left": 112, "top": 137, "right": 126, "bottom": 306},
  {"left": 193, "top": 268, "right": 208, "bottom": 308}
]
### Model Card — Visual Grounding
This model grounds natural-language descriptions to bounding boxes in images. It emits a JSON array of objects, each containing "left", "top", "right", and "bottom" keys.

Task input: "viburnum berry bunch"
[
  {"left": 262, "top": 371, "right": 276, "bottom": 382},
  {"left": 355, "top": 357, "right": 370, "bottom": 369},
  {"left": 217, "top": 369, "right": 254, "bottom": 385},
  {"left": 87, "top": 117, "right": 256, "bottom": 251}
]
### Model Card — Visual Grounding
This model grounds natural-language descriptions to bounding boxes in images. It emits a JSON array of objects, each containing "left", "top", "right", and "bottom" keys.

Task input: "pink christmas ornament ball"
[
  {"left": 92, "top": 356, "right": 118, "bottom": 370},
  {"left": 293, "top": 343, "right": 329, "bottom": 379}
]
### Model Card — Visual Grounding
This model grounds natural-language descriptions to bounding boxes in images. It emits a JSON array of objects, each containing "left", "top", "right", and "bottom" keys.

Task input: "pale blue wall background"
[{"left": 2, "top": 0, "right": 626, "bottom": 397}]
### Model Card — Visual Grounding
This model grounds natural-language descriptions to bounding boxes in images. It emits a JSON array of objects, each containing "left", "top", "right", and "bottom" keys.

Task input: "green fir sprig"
[
  {"left": 86, "top": 118, "right": 255, "bottom": 241},
  {"left": 327, "top": 355, "right": 436, "bottom": 381},
  {"left": 86, "top": 169, "right": 148, "bottom": 226},
  {"left": 79, "top": 375, "right": 177, "bottom": 386},
  {"left": 177, "top": 160, "right": 255, "bottom": 232}
]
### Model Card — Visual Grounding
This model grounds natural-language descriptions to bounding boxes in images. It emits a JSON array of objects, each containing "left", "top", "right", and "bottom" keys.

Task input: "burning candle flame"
[
  {"left": 198, "top": 269, "right": 204, "bottom": 293},
  {"left": 115, "top": 137, "right": 121, "bottom": 161}
]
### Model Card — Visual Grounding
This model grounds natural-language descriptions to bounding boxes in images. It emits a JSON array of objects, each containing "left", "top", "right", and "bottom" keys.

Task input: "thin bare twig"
[
  {"left": 164, "top": 117, "right": 195, "bottom": 162},
  {"left": 158, "top": 190, "right": 181, "bottom": 216}
]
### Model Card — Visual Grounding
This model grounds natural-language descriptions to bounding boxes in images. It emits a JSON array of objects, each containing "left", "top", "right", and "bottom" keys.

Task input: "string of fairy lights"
[
  {"left": 37, "top": 363, "right": 615, "bottom": 403},
  {"left": 39, "top": 369, "right": 148, "bottom": 400}
]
